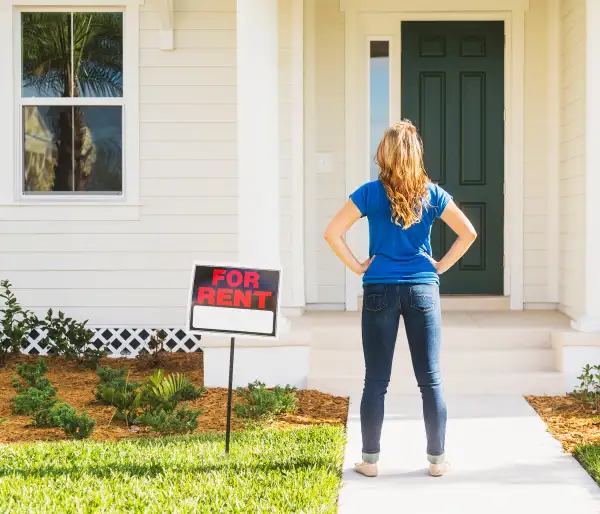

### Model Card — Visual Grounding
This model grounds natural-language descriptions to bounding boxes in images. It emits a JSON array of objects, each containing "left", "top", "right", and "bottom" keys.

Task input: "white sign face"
[{"left": 187, "top": 263, "right": 281, "bottom": 338}]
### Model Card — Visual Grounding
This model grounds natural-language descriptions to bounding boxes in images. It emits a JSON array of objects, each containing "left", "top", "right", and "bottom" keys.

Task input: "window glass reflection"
[
  {"left": 22, "top": 12, "right": 123, "bottom": 98},
  {"left": 370, "top": 41, "right": 390, "bottom": 181},
  {"left": 22, "top": 13, "right": 71, "bottom": 98},
  {"left": 23, "top": 106, "right": 122, "bottom": 193},
  {"left": 74, "top": 13, "right": 123, "bottom": 97}
]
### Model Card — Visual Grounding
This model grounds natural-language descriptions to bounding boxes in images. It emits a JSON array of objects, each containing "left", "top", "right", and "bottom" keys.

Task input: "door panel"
[{"left": 401, "top": 21, "right": 504, "bottom": 295}]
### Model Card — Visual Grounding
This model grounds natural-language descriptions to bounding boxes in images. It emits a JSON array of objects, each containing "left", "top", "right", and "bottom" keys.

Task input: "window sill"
[{"left": 0, "top": 202, "right": 141, "bottom": 221}]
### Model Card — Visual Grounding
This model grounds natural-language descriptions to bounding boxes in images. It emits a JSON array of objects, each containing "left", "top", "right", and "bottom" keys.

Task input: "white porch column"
[
  {"left": 202, "top": 1, "right": 310, "bottom": 389},
  {"left": 237, "top": 0, "right": 280, "bottom": 267},
  {"left": 572, "top": 0, "right": 600, "bottom": 332}
]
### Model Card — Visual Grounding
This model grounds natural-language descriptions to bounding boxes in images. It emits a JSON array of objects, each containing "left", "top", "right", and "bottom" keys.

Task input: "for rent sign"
[{"left": 187, "top": 263, "right": 281, "bottom": 338}]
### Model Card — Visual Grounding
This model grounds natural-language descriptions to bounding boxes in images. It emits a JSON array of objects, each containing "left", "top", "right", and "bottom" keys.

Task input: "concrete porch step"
[
  {"left": 295, "top": 310, "right": 570, "bottom": 351},
  {"left": 308, "top": 326, "right": 555, "bottom": 351},
  {"left": 310, "top": 347, "right": 557, "bottom": 376},
  {"left": 308, "top": 371, "right": 567, "bottom": 396}
]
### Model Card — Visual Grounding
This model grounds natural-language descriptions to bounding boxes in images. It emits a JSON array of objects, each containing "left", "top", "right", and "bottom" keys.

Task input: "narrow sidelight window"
[{"left": 369, "top": 41, "right": 390, "bottom": 181}]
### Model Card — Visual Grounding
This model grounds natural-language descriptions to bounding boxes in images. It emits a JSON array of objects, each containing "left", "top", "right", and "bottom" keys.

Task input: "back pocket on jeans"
[
  {"left": 409, "top": 285, "right": 435, "bottom": 312},
  {"left": 363, "top": 284, "right": 388, "bottom": 312}
]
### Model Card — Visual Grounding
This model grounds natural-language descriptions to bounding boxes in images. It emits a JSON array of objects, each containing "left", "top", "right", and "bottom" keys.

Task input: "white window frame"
[{"left": 0, "top": 0, "right": 142, "bottom": 220}]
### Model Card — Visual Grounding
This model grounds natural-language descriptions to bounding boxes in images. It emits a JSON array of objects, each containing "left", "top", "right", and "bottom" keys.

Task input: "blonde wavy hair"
[{"left": 375, "top": 120, "right": 430, "bottom": 229}]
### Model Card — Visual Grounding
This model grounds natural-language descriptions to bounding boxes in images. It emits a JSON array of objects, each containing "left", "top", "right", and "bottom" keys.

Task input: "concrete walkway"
[{"left": 339, "top": 395, "right": 600, "bottom": 514}]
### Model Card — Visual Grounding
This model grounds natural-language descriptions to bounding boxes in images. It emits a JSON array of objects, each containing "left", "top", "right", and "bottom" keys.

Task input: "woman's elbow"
[
  {"left": 324, "top": 227, "right": 341, "bottom": 244},
  {"left": 466, "top": 227, "right": 477, "bottom": 241}
]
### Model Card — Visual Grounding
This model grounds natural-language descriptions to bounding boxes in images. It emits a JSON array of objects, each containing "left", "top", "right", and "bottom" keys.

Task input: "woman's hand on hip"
[
  {"left": 424, "top": 253, "right": 443, "bottom": 275},
  {"left": 354, "top": 256, "right": 375, "bottom": 275}
]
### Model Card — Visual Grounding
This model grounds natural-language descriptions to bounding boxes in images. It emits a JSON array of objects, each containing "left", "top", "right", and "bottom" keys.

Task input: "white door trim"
[
  {"left": 291, "top": 0, "right": 306, "bottom": 309},
  {"left": 343, "top": 7, "right": 527, "bottom": 311},
  {"left": 303, "top": 0, "right": 319, "bottom": 304}
]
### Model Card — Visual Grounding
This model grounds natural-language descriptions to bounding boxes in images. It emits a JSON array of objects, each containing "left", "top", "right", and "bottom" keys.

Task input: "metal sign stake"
[{"left": 225, "top": 336, "right": 235, "bottom": 454}]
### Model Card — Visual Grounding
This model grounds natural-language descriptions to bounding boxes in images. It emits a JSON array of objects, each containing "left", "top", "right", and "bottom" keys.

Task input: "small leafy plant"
[
  {"left": 138, "top": 369, "right": 188, "bottom": 415},
  {"left": 93, "top": 365, "right": 140, "bottom": 403},
  {"left": 11, "top": 387, "right": 58, "bottom": 418},
  {"left": 234, "top": 381, "right": 298, "bottom": 421},
  {"left": 42, "top": 309, "right": 107, "bottom": 369},
  {"left": 142, "top": 405, "right": 203, "bottom": 435},
  {"left": 136, "top": 329, "right": 169, "bottom": 368},
  {"left": 0, "top": 418, "right": 7, "bottom": 426},
  {"left": 100, "top": 371, "right": 142, "bottom": 425},
  {"left": 12, "top": 358, "right": 55, "bottom": 396},
  {"left": 0, "top": 281, "right": 38, "bottom": 367},
  {"left": 172, "top": 379, "right": 205, "bottom": 403},
  {"left": 50, "top": 403, "right": 96, "bottom": 439},
  {"left": 575, "top": 364, "right": 600, "bottom": 410},
  {"left": 10, "top": 357, "right": 60, "bottom": 426}
]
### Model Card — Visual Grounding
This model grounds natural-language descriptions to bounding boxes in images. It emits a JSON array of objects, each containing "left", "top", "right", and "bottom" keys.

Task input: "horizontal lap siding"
[
  {"left": 559, "top": 0, "right": 586, "bottom": 318},
  {"left": 0, "top": 0, "right": 296, "bottom": 327}
]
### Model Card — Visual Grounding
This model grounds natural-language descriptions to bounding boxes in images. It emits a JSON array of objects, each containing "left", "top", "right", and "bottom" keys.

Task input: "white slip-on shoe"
[
  {"left": 354, "top": 461, "right": 378, "bottom": 477},
  {"left": 429, "top": 461, "right": 450, "bottom": 477}
]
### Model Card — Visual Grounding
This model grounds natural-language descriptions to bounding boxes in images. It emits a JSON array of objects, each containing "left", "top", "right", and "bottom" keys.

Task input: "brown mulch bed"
[
  {"left": 526, "top": 395, "right": 600, "bottom": 453},
  {"left": 0, "top": 354, "right": 348, "bottom": 444}
]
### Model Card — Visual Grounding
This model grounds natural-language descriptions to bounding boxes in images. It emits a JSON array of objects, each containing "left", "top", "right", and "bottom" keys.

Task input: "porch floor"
[{"left": 339, "top": 395, "right": 600, "bottom": 513}]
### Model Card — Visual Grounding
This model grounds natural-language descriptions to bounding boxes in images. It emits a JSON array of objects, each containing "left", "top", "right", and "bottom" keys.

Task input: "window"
[
  {"left": 369, "top": 40, "right": 390, "bottom": 181},
  {"left": 20, "top": 11, "right": 124, "bottom": 195}
]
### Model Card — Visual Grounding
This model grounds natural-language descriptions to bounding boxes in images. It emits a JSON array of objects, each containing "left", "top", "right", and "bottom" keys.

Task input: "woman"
[{"left": 324, "top": 120, "right": 477, "bottom": 478}]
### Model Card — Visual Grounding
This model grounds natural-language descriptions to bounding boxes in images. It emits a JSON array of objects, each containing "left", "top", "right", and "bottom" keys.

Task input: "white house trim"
[
  {"left": 158, "top": 0, "right": 174, "bottom": 51},
  {"left": 303, "top": 0, "right": 318, "bottom": 304},
  {"left": 546, "top": 0, "right": 561, "bottom": 305},
  {"left": 342, "top": 4, "right": 528, "bottom": 311},
  {"left": 0, "top": 1, "right": 141, "bottom": 221},
  {"left": 8, "top": 0, "right": 144, "bottom": 4},
  {"left": 291, "top": 0, "right": 306, "bottom": 309},
  {"left": 572, "top": 0, "right": 600, "bottom": 333},
  {"left": 340, "top": 0, "right": 529, "bottom": 12},
  {"left": 344, "top": 8, "right": 362, "bottom": 311}
]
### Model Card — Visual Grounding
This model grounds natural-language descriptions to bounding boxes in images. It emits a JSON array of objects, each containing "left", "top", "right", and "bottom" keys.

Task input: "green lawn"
[
  {"left": 0, "top": 425, "right": 346, "bottom": 514},
  {"left": 575, "top": 443, "right": 600, "bottom": 485}
]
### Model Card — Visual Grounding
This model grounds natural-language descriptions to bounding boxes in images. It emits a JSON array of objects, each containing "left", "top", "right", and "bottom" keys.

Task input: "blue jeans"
[{"left": 360, "top": 283, "right": 447, "bottom": 464}]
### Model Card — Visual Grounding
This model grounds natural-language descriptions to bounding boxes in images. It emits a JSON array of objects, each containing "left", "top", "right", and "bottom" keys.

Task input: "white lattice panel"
[{"left": 22, "top": 328, "right": 202, "bottom": 357}]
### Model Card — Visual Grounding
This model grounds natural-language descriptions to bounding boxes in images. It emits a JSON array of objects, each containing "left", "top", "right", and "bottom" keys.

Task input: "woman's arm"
[
  {"left": 430, "top": 200, "right": 477, "bottom": 274},
  {"left": 324, "top": 200, "right": 374, "bottom": 275}
]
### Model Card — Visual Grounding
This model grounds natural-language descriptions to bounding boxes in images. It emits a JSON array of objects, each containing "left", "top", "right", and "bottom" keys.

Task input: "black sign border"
[{"left": 186, "top": 262, "right": 282, "bottom": 339}]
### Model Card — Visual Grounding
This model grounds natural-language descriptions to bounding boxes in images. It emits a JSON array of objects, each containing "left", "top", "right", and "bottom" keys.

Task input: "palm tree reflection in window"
[{"left": 22, "top": 12, "right": 123, "bottom": 194}]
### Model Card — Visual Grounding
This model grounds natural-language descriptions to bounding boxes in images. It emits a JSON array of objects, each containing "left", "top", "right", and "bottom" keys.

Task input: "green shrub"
[
  {"left": 136, "top": 329, "right": 169, "bottom": 368},
  {"left": 575, "top": 364, "right": 600, "bottom": 410},
  {"left": 172, "top": 379, "right": 205, "bottom": 402},
  {"left": 0, "top": 281, "right": 38, "bottom": 368},
  {"left": 42, "top": 309, "right": 107, "bottom": 369},
  {"left": 99, "top": 373, "right": 142, "bottom": 425},
  {"left": 50, "top": 403, "right": 96, "bottom": 439},
  {"left": 93, "top": 365, "right": 140, "bottom": 403},
  {"left": 11, "top": 388, "right": 59, "bottom": 426},
  {"left": 99, "top": 368, "right": 199, "bottom": 428},
  {"left": 234, "top": 381, "right": 298, "bottom": 421},
  {"left": 12, "top": 357, "right": 55, "bottom": 396},
  {"left": 142, "top": 405, "right": 203, "bottom": 435},
  {"left": 138, "top": 369, "right": 188, "bottom": 415},
  {"left": 32, "top": 399, "right": 61, "bottom": 428},
  {"left": 0, "top": 418, "right": 6, "bottom": 426}
]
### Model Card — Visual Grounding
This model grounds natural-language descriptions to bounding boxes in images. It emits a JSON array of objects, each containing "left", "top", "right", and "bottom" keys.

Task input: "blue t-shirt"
[{"left": 350, "top": 180, "right": 452, "bottom": 285}]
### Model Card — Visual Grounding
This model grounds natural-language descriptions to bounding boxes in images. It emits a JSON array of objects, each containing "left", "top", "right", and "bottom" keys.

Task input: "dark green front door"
[{"left": 401, "top": 21, "right": 504, "bottom": 295}]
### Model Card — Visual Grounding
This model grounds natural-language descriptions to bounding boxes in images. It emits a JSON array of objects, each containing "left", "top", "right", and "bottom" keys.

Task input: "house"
[{"left": 1, "top": 0, "right": 599, "bottom": 396}]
